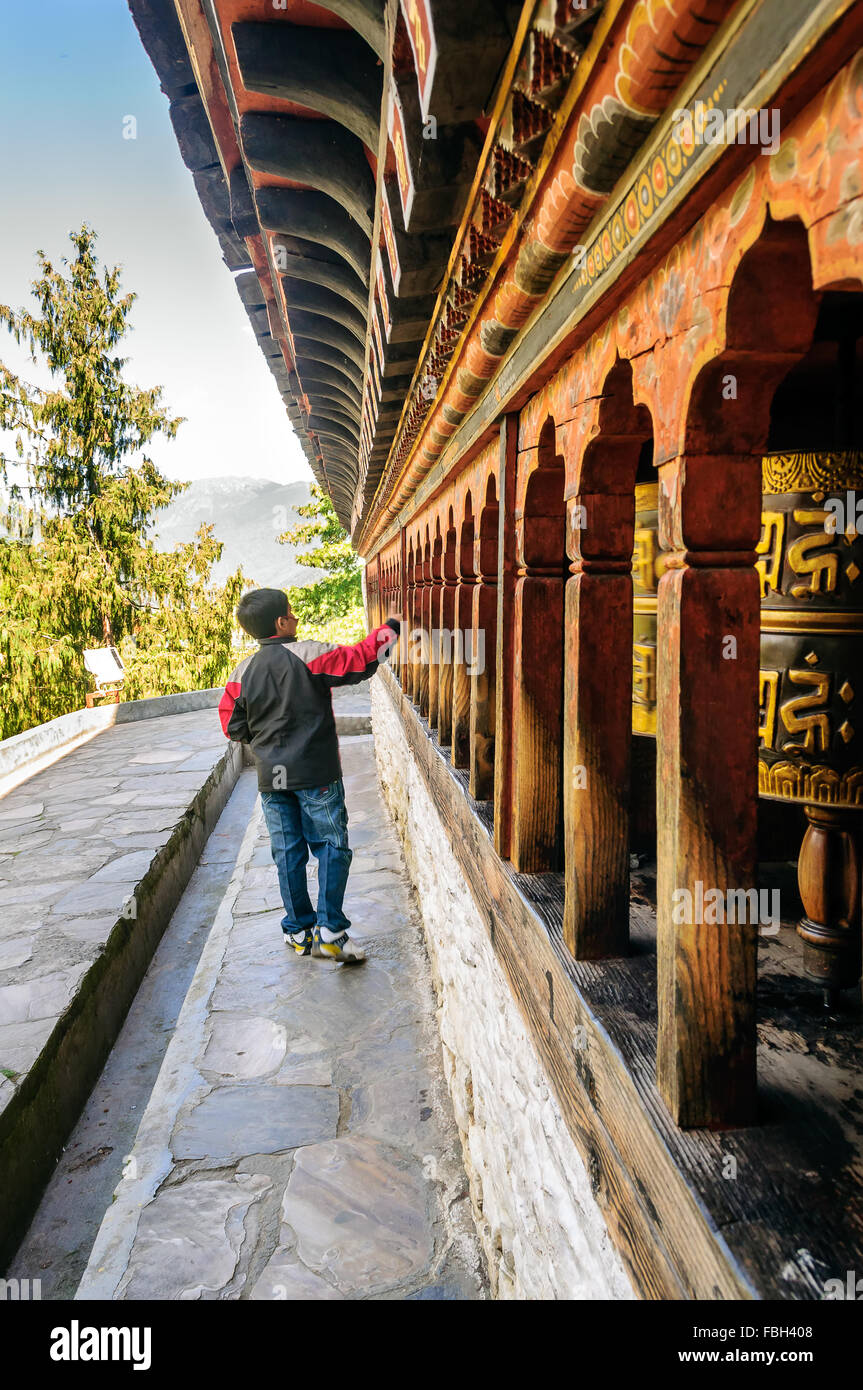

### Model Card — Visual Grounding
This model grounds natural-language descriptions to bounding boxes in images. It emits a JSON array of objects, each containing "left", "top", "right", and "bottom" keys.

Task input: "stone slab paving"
[
  {"left": 0, "top": 709, "right": 233, "bottom": 1106},
  {"left": 6, "top": 770, "right": 261, "bottom": 1298},
  {"left": 78, "top": 733, "right": 487, "bottom": 1301},
  {"left": 0, "top": 686, "right": 369, "bottom": 1113}
]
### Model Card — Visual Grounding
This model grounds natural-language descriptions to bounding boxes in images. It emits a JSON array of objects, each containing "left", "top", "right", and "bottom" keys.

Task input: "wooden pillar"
[
  {"left": 656, "top": 453, "right": 760, "bottom": 1129},
  {"left": 374, "top": 564, "right": 381, "bottom": 629},
  {"left": 397, "top": 532, "right": 408, "bottom": 688},
  {"left": 399, "top": 536, "right": 409, "bottom": 688},
  {"left": 437, "top": 521, "right": 458, "bottom": 747},
  {"left": 428, "top": 529, "right": 444, "bottom": 730},
  {"left": 418, "top": 540, "right": 431, "bottom": 717},
  {"left": 408, "top": 548, "right": 422, "bottom": 702},
  {"left": 564, "top": 488, "right": 634, "bottom": 958},
  {"left": 469, "top": 490, "right": 498, "bottom": 800},
  {"left": 510, "top": 443, "right": 566, "bottom": 873},
  {"left": 493, "top": 416, "right": 518, "bottom": 858},
  {"left": 451, "top": 511, "right": 475, "bottom": 769}
]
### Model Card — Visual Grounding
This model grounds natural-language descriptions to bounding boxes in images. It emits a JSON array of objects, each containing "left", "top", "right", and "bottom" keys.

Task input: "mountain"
[{"left": 150, "top": 476, "right": 319, "bottom": 589}]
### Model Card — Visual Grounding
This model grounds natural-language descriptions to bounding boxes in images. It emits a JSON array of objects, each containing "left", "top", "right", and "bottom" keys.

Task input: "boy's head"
[{"left": 236, "top": 588, "right": 298, "bottom": 642}]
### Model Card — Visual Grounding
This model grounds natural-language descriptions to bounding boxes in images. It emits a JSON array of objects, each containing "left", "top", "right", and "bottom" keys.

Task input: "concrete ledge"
[
  {"left": 335, "top": 714, "right": 372, "bottom": 735},
  {"left": 0, "top": 689, "right": 223, "bottom": 795},
  {"left": 0, "top": 734, "right": 243, "bottom": 1269},
  {"left": 1, "top": 688, "right": 371, "bottom": 797}
]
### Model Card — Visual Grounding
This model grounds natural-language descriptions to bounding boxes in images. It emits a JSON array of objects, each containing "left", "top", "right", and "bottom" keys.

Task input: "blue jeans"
[{"left": 260, "top": 779, "right": 353, "bottom": 935}]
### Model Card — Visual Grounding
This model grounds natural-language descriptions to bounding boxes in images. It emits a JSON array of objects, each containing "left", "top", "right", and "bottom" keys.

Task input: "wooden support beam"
[
  {"left": 408, "top": 555, "right": 422, "bottom": 702},
  {"left": 428, "top": 532, "right": 444, "bottom": 729},
  {"left": 242, "top": 114, "right": 375, "bottom": 237},
  {"left": 493, "top": 416, "right": 518, "bottom": 859},
  {"left": 418, "top": 546, "right": 432, "bottom": 718},
  {"left": 510, "top": 452, "right": 566, "bottom": 874},
  {"left": 233, "top": 23, "right": 382, "bottom": 151},
  {"left": 276, "top": 242, "right": 368, "bottom": 315},
  {"left": 655, "top": 454, "right": 760, "bottom": 1129},
  {"left": 256, "top": 186, "right": 371, "bottom": 285},
  {"left": 437, "top": 522, "right": 458, "bottom": 748},
  {"left": 280, "top": 279, "right": 367, "bottom": 347},
  {"left": 469, "top": 492, "right": 498, "bottom": 801},
  {"left": 451, "top": 507, "right": 475, "bottom": 770},
  {"left": 564, "top": 489, "right": 635, "bottom": 960}
]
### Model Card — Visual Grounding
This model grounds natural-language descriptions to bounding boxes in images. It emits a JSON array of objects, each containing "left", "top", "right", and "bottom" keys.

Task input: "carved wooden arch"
[
  {"left": 648, "top": 209, "right": 853, "bottom": 1130},
  {"left": 457, "top": 489, "right": 476, "bottom": 579},
  {"left": 569, "top": 356, "right": 656, "bottom": 571},
  {"left": 476, "top": 472, "right": 499, "bottom": 579},
  {"left": 519, "top": 416, "right": 567, "bottom": 579},
  {"left": 442, "top": 503, "right": 459, "bottom": 582}
]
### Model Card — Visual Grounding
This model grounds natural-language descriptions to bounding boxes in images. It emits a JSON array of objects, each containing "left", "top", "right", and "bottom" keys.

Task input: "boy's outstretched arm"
[
  {"left": 304, "top": 617, "right": 401, "bottom": 687},
  {"left": 218, "top": 661, "right": 251, "bottom": 742}
]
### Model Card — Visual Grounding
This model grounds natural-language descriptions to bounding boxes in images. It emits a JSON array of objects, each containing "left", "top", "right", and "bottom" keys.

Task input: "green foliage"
[
  {"left": 279, "top": 484, "right": 364, "bottom": 641},
  {"left": 0, "top": 225, "right": 244, "bottom": 739}
]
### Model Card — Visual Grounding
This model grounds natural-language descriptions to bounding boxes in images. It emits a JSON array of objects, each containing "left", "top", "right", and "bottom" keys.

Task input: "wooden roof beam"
[
  {"left": 242, "top": 114, "right": 375, "bottom": 238},
  {"left": 233, "top": 23, "right": 383, "bottom": 151}
]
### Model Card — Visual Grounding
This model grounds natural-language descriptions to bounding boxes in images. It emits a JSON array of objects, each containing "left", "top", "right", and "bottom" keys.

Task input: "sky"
[{"left": 0, "top": 0, "right": 311, "bottom": 487}]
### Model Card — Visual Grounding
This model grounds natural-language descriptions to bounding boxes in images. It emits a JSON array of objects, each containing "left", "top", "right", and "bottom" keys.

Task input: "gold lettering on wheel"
[
  {"left": 633, "top": 527, "right": 658, "bottom": 591},
  {"left": 780, "top": 668, "right": 832, "bottom": 753},
  {"left": 758, "top": 670, "right": 780, "bottom": 749},
  {"left": 632, "top": 643, "right": 656, "bottom": 708},
  {"left": 408, "top": 2, "right": 427, "bottom": 77},
  {"left": 756, "top": 511, "right": 785, "bottom": 599},
  {"left": 787, "top": 510, "right": 839, "bottom": 598},
  {"left": 394, "top": 128, "right": 407, "bottom": 187}
]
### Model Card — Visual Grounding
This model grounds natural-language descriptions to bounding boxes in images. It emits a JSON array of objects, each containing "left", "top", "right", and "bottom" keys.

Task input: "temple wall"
[{"left": 371, "top": 678, "right": 634, "bottom": 1300}]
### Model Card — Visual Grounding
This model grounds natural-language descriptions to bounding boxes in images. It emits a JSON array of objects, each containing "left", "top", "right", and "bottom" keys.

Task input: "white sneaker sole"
[{"left": 315, "top": 937, "right": 366, "bottom": 963}]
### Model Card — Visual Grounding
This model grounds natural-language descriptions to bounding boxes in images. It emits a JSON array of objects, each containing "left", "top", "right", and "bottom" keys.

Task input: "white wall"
[{"left": 371, "top": 680, "right": 634, "bottom": 1301}]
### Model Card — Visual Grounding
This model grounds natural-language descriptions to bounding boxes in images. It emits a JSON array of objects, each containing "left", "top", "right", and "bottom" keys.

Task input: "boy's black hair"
[{"left": 236, "top": 588, "right": 290, "bottom": 641}]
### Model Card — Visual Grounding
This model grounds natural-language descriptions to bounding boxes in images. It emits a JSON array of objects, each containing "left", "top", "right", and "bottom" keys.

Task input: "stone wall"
[{"left": 371, "top": 679, "right": 634, "bottom": 1300}]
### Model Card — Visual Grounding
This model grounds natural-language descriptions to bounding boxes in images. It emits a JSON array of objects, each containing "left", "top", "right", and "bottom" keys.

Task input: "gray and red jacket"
[{"left": 219, "top": 622, "right": 399, "bottom": 792}]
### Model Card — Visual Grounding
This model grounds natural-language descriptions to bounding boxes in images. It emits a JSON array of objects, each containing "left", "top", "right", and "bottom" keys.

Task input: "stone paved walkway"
[
  {"left": 78, "top": 734, "right": 487, "bottom": 1300},
  {"left": 0, "top": 710, "right": 231, "bottom": 1102}
]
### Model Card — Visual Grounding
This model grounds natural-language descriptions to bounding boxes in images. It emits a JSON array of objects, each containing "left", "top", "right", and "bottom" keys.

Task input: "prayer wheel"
[{"left": 632, "top": 455, "right": 863, "bottom": 1000}]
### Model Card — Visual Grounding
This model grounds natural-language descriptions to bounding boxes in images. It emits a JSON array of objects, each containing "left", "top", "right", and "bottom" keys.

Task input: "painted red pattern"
[
  {"left": 381, "top": 45, "right": 863, "bottom": 562},
  {"left": 516, "top": 48, "right": 863, "bottom": 499},
  {"left": 366, "top": 0, "right": 736, "bottom": 547}
]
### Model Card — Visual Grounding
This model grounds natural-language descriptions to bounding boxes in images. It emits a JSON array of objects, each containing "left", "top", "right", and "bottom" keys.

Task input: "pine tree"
[
  {"left": 278, "top": 484, "right": 364, "bottom": 641},
  {"left": 0, "top": 225, "right": 244, "bottom": 738}
]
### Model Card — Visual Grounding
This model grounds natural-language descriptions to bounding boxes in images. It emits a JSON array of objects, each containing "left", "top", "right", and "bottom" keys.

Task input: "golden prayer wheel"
[{"left": 632, "top": 456, "right": 863, "bottom": 998}]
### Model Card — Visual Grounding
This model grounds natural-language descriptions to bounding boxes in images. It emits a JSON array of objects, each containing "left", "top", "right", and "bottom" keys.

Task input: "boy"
[{"left": 219, "top": 588, "right": 401, "bottom": 962}]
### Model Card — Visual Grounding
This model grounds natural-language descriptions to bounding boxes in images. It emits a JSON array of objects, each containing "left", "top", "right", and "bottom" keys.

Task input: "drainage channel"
[{"left": 5, "top": 768, "right": 260, "bottom": 1299}]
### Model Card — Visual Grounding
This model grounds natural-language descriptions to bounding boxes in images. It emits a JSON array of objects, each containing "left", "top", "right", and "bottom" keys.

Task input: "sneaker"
[
  {"left": 312, "top": 928, "right": 366, "bottom": 963},
  {"left": 284, "top": 928, "right": 313, "bottom": 956}
]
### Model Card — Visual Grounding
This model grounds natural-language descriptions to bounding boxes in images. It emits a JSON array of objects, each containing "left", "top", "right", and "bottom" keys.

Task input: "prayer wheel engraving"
[{"left": 632, "top": 456, "right": 863, "bottom": 996}]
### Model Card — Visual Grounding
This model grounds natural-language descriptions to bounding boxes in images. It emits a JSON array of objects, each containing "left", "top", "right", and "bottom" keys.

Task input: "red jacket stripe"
[
  {"left": 218, "top": 680, "right": 241, "bottom": 736},
  {"left": 305, "top": 625, "right": 393, "bottom": 679}
]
